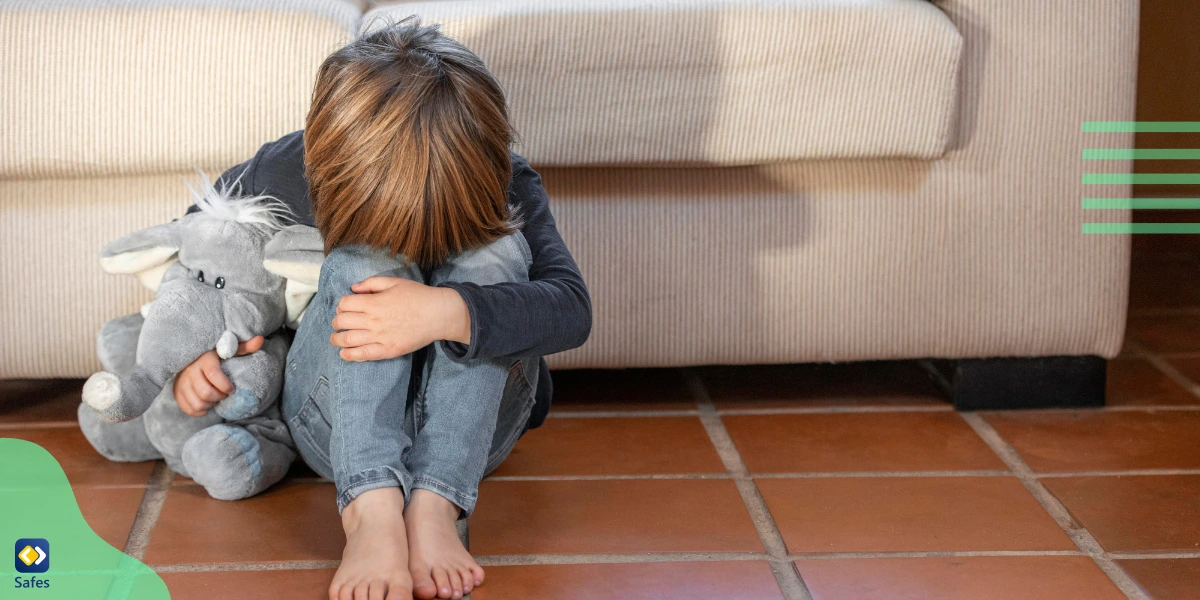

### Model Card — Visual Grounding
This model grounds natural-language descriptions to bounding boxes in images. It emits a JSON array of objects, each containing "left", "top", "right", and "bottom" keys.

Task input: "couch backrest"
[
  {"left": 0, "top": 0, "right": 963, "bottom": 179},
  {"left": 363, "top": 0, "right": 964, "bottom": 167},
  {"left": 0, "top": 0, "right": 359, "bottom": 180}
]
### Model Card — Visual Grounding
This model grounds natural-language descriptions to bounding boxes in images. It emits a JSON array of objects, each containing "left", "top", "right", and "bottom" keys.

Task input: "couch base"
[{"left": 921, "top": 356, "right": 1107, "bottom": 411}]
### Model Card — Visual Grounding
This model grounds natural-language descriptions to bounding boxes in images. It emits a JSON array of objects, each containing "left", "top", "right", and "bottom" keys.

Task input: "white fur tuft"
[
  {"left": 186, "top": 168, "right": 292, "bottom": 229},
  {"left": 82, "top": 371, "right": 121, "bottom": 410}
]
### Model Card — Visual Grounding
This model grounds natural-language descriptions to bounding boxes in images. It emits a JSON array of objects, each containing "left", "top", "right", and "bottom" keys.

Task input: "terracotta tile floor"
[{"left": 3, "top": 253, "right": 1200, "bottom": 598}]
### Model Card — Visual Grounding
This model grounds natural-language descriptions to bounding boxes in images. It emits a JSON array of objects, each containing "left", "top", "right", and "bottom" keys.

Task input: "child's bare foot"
[
  {"left": 405, "top": 489, "right": 485, "bottom": 599},
  {"left": 330, "top": 487, "right": 413, "bottom": 600}
]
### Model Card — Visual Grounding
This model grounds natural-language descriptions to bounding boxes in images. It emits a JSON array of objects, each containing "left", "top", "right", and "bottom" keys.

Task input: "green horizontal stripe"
[
  {"left": 1084, "top": 149, "right": 1200, "bottom": 160},
  {"left": 1083, "top": 223, "right": 1200, "bottom": 234},
  {"left": 1084, "top": 174, "right": 1200, "bottom": 184},
  {"left": 1084, "top": 122, "right": 1200, "bottom": 133},
  {"left": 1084, "top": 198, "right": 1200, "bottom": 209}
]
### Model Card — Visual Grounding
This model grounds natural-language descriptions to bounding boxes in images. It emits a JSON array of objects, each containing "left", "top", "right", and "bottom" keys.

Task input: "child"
[{"left": 171, "top": 18, "right": 591, "bottom": 600}]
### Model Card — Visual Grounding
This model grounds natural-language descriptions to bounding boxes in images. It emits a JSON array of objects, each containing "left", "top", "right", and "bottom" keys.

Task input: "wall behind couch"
[{"left": 1132, "top": 0, "right": 1200, "bottom": 252}]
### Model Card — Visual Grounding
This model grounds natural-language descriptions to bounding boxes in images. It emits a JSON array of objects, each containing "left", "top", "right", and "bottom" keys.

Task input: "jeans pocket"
[
  {"left": 289, "top": 376, "right": 334, "bottom": 474},
  {"left": 484, "top": 360, "right": 537, "bottom": 474}
]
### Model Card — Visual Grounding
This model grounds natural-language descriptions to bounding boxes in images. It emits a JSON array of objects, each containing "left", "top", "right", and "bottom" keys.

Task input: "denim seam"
[
  {"left": 411, "top": 475, "right": 477, "bottom": 515},
  {"left": 289, "top": 416, "right": 331, "bottom": 468},
  {"left": 292, "top": 387, "right": 332, "bottom": 465},
  {"left": 337, "top": 467, "right": 413, "bottom": 512}
]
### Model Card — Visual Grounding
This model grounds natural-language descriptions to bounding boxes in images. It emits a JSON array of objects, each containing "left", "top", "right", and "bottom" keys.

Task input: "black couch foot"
[{"left": 920, "top": 356, "right": 1107, "bottom": 411}]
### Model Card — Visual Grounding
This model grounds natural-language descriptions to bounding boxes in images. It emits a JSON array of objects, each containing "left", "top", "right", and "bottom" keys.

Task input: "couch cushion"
[
  {"left": 0, "top": 0, "right": 360, "bottom": 180},
  {"left": 363, "top": 0, "right": 963, "bottom": 166}
]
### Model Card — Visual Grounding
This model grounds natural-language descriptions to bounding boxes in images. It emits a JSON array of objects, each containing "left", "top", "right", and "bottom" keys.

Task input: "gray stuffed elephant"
[{"left": 79, "top": 175, "right": 324, "bottom": 500}]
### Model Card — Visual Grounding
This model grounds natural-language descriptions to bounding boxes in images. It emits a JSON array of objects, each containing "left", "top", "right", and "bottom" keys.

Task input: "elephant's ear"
[
  {"left": 263, "top": 225, "right": 324, "bottom": 328},
  {"left": 99, "top": 221, "right": 183, "bottom": 292}
]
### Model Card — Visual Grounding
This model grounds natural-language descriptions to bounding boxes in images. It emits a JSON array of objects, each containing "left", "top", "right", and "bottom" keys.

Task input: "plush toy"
[{"left": 79, "top": 175, "right": 324, "bottom": 500}]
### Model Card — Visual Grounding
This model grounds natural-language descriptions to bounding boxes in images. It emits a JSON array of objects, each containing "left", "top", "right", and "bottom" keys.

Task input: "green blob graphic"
[{"left": 0, "top": 438, "right": 169, "bottom": 599}]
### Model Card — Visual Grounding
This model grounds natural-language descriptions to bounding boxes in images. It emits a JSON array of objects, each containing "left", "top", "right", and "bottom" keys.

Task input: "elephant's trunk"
[{"left": 136, "top": 277, "right": 228, "bottom": 379}]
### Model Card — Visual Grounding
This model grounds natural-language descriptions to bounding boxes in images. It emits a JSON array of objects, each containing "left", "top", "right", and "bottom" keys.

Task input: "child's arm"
[
  {"left": 436, "top": 155, "right": 592, "bottom": 360},
  {"left": 188, "top": 134, "right": 592, "bottom": 363},
  {"left": 332, "top": 156, "right": 590, "bottom": 361}
]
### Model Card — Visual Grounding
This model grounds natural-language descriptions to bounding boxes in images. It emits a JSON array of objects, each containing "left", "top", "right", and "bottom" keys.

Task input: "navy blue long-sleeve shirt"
[{"left": 205, "top": 131, "right": 591, "bottom": 429}]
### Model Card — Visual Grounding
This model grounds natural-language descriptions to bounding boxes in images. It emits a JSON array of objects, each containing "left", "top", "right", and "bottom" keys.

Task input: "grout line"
[
  {"left": 769, "top": 561, "right": 814, "bottom": 599},
  {"left": 1037, "top": 469, "right": 1200, "bottom": 478},
  {"left": 790, "top": 550, "right": 1086, "bottom": 560},
  {"left": 475, "top": 552, "right": 769, "bottom": 567},
  {"left": 0, "top": 421, "right": 80, "bottom": 430},
  {"left": 540, "top": 404, "right": 1200, "bottom": 418},
  {"left": 123, "top": 461, "right": 174, "bottom": 561},
  {"left": 716, "top": 405, "right": 953, "bottom": 416},
  {"left": 1128, "top": 340, "right": 1200, "bottom": 400},
  {"left": 1109, "top": 552, "right": 1200, "bottom": 560},
  {"left": 683, "top": 369, "right": 813, "bottom": 600},
  {"left": 147, "top": 549, "right": 1200, "bottom": 574},
  {"left": 545, "top": 410, "right": 698, "bottom": 418},
  {"left": 171, "top": 476, "right": 331, "bottom": 487},
  {"left": 153, "top": 560, "right": 341, "bottom": 573},
  {"left": 481, "top": 468, "right": 1200, "bottom": 483},
  {"left": 752, "top": 470, "right": 1011, "bottom": 479},
  {"left": 960, "top": 413, "right": 1150, "bottom": 600},
  {"left": 485, "top": 473, "right": 731, "bottom": 481},
  {"left": 72, "top": 483, "right": 153, "bottom": 490}
]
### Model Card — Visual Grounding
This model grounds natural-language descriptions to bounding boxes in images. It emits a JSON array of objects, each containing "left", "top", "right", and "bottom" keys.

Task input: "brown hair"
[{"left": 304, "top": 17, "right": 514, "bottom": 268}]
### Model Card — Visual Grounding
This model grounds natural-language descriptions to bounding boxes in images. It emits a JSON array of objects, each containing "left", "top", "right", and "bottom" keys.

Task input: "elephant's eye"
[
  {"left": 197, "top": 270, "right": 204, "bottom": 283},
  {"left": 215, "top": 276, "right": 226, "bottom": 290}
]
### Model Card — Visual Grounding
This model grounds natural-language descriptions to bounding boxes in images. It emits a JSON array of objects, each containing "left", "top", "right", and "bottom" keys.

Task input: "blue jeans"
[{"left": 281, "top": 234, "right": 539, "bottom": 516}]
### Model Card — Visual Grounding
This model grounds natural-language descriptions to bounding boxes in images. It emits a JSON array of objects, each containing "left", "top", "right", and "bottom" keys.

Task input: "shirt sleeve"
[{"left": 439, "top": 158, "right": 593, "bottom": 361}]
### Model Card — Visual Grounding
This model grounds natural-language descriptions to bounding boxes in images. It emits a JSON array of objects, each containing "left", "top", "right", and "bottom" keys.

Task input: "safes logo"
[{"left": 14, "top": 539, "right": 49, "bottom": 573}]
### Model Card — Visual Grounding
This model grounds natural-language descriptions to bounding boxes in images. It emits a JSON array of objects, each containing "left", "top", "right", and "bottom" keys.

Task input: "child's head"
[{"left": 305, "top": 17, "right": 514, "bottom": 268}]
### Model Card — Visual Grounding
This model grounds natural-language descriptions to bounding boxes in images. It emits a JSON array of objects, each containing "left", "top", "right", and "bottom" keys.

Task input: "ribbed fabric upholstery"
[
  {"left": 535, "top": 0, "right": 1139, "bottom": 369},
  {"left": 0, "top": 0, "right": 1138, "bottom": 377},
  {"left": 0, "top": 1, "right": 355, "bottom": 179},
  {"left": 0, "top": 174, "right": 197, "bottom": 377},
  {"left": 363, "top": 0, "right": 963, "bottom": 166}
]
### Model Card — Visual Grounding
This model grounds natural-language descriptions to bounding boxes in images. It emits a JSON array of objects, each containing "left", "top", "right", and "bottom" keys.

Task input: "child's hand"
[
  {"left": 331, "top": 277, "right": 471, "bottom": 362},
  {"left": 173, "top": 336, "right": 264, "bottom": 417}
]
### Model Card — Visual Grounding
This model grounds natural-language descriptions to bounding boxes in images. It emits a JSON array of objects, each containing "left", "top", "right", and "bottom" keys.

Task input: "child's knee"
[
  {"left": 319, "top": 245, "right": 422, "bottom": 292},
  {"left": 436, "top": 233, "right": 531, "bottom": 286}
]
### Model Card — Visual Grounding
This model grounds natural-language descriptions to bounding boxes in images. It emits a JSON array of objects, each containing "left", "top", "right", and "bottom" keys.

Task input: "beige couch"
[{"left": 0, "top": 0, "right": 1138, "bottom": 379}]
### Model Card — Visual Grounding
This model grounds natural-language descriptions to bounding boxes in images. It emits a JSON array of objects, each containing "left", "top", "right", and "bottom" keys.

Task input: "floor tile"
[
  {"left": 1163, "top": 356, "right": 1200, "bottom": 390},
  {"left": 700, "top": 361, "right": 946, "bottom": 409},
  {"left": 1042, "top": 475, "right": 1200, "bottom": 552},
  {"left": 1107, "top": 358, "right": 1199, "bottom": 406},
  {"left": 471, "top": 479, "right": 762, "bottom": 555},
  {"left": 984, "top": 411, "right": 1200, "bottom": 472},
  {"left": 723, "top": 412, "right": 1004, "bottom": 474},
  {"left": 145, "top": 482, "right": 343, "bottom": 564},
  {"left": 471, "top": 561, "right": 783, "bottom": 600},
  {"left": 489, "top": 416, "right": 725, "bottom": 477},
  {"left": 75, "top": 486, "right": 144, "bottom": 549},
  {"left": 796, "top": 556, "right": 1125, "bottom": 600},
  {"left": 758, "top": 477, "right": 1074, "bottom": 553},
  {"left": 2, "top": 427, "right": 155, "bottom": 486},
  {"left": 1128, "top": 315, "right": 1200, "bottom": 353},
  {"left": 172, "top": 458, "right": 324, "bottom": 485},
  {"left": 0, "top": 379, "right": 84, "bottom": 423},
  {"left": 160, "top": 569, "right": 335, "bottom": 600},
  {"left": 548, "top": 368, "right": 694, "bottom": 412},
  {"left": 1116, "top": 558, "right": 1200, "bottom": 600},
  {"left": 1129, "top": 256, "right": 1200, "bottom": 309}
]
